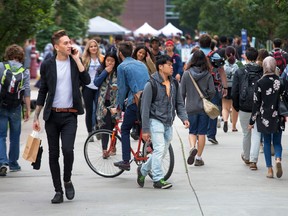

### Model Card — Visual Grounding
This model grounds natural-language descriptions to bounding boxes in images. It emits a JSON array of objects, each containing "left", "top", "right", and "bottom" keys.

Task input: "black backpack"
[
  {"left": 239, "top": 69, "right": 262, "bottom": 111},
  {"left": 0, "top": 62, "right": 26, "bottom": 108}
]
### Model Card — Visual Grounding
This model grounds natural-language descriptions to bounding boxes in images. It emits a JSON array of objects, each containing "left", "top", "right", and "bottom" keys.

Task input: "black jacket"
[
  {"left": 232, "top": 63, "right": 263, "bottom": 112},
  {"left": 36, "top": 55, "right": 90, "bottom": 121}
]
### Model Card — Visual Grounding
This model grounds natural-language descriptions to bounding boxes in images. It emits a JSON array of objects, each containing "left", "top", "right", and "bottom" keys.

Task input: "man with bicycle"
[
  {"left": 113, "top": 41, "right": 149, "bottom": 171},
  {"left": 138, "top": 55, "right": 189, "bottom": 189}
]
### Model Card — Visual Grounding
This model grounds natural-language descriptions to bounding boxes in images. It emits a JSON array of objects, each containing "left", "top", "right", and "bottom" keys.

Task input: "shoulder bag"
[{"left": 188, "top": 72, "right": 220, "bottom": 119}]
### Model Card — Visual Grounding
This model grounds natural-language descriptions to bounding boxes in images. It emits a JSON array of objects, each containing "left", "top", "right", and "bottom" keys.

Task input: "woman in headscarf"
[{"left": 248, "top": 56, "right": 284, "bottom": 178}]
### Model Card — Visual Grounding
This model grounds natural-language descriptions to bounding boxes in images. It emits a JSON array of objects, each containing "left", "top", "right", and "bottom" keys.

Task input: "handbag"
[
  {"left": 22, "top": 131, "right": 41, "bottom": 163},
  {"left": 188, "top": 72, "right": 220, "bottom": 119},
  {"left": 279, "top": 94, "right": 288, "bottom": 117}
]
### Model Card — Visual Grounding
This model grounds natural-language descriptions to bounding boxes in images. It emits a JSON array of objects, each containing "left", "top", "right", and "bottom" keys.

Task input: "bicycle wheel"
[
  {"left": 142, "top": 141, "right": 175, "bottom": 181},
  {"left": 84, "top": 129, "right": 124, "bottom": 178}
]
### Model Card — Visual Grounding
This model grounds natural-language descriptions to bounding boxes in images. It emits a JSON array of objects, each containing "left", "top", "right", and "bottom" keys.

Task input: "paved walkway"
[{"left": 1, "top": 81, "right": 288, "bottom": 216}]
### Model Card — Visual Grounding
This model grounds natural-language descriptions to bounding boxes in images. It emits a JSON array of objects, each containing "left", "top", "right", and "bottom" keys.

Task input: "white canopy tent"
[
  {"left": 88, "top": 16, "right": 131, "bottom": 35},
  {"left": 157, "top": 22, "right": 183, "bottom": 37},
  {"left": 133, "top": 22, "right": 158, "bottom": 37}
]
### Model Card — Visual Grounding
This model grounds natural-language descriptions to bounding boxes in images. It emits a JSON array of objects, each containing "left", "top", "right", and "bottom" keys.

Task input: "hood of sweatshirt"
[
  {"left": 245, "top": 62, "right": 263, "bottom": 74},
  {"left": 188, "top": 66, "right": 210, "bottom": 81}
]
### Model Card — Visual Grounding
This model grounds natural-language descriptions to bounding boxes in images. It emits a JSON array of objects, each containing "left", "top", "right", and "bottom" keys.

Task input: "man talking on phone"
[{"left": 33, "top": 30, "right": 90, "bottom": 204}]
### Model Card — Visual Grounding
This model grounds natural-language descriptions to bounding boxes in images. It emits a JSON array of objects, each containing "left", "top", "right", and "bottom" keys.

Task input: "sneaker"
[
  {"left": 208, "top": 137, "right": 218, "bottom": 144},
  {"left": 153, "top": 179, "right": 172, "bottom": 189},
  {"left": 114, "top": 161, "right": 130, "bottom": 171},
  {"left": 250, "top": 162, "right": 257, "bottom": 170},
  {"left": 276, "top": 162, "right": 283, "bottom": 178},
  {"left": 223, "top": 121, "right": 228, "bottom": 133},
  {"left": 9, "top": 162, "right": 21, "bottom": 172},
  {"left": 217, "top": 117, "right": 221, "bottom": 128},
  {"left": 194, "top": 159, "right": 205, "bottom": 166},
  {"left": 0, "top": 164, "right": 8, "bottom": 176},
  {"left": 137, "top": 165, "right": 145, "bottom": 187},
  {"left": 102, "top": 150, "right": 109, "bottom": 159},
  {"left": 88, "top": 132, "right": 95, "bottom": 142},
  {"left": 187, "top": 148, "right": 197, "bottom": 165},
  {"left": 259, "top": 143, "right": 264, "bottom": 153},
  {"left": 241, "top": 154, "right": 250, "bottom": 165}
]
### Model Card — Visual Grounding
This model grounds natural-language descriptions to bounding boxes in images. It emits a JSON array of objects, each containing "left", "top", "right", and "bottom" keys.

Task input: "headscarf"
[{"left": 262, "top": 56, "right": 277, "bottom": 76}]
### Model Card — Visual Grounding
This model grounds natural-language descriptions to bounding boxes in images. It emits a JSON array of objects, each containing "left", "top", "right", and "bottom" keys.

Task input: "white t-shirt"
[
  {"left": 52, "top": 57, "right": 73, "bottom": 108},
  {"left": 86, "top": 58, "right": 100, "bottom": 90}
]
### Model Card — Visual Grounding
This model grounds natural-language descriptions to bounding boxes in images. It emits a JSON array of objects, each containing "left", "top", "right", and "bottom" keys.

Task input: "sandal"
[{"left": 232, "top": 129, "right": 238, "bottom": 132}]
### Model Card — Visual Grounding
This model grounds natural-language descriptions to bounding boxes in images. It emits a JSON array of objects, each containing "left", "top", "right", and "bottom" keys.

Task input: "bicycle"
[{"left": 84, "top": 116, "right": 174, "bottom": 180}]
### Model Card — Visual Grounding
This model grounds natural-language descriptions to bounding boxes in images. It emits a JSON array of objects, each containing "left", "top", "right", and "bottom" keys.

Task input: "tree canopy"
[
  {"left": 173, "top": 0, "right": 288, "bottom": 42},
  {"left": 0, "top": 0, "right": 126, "bottom": 57},
  {"left": 0, "top": 0, "right": 52, "bottom": 55}
]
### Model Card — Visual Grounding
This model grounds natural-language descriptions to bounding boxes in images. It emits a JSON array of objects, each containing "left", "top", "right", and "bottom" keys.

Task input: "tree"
[
  {"left": 0, "top": 0, "right": 53, "bottom": 58},
  {"left": 81, "top": 0, "right": 126, "bottom": 22},
  {"left": 173, "top": 0, "right": 288, "bottom": 42}
]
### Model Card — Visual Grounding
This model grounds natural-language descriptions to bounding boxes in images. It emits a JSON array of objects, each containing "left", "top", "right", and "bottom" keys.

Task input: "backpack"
[
  {"left": 239, "top": 69, "right": 262, "bottom": 111},
  {"left": 272, "top": 50, "right": 287, "bottom": 76},
  {"left": 207, "top": 50, "right": 225, "bottom": 91},
  {"left": 0, "top": 62, "right": 25, "bottom": 108},
  {"left": 136, "top": 78, "right": 179, "bottom": 123}
]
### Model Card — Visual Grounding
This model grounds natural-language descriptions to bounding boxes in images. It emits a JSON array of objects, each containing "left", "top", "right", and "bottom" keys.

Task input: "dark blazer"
[{"left": 36, "top": 55, "right": 90, "bottom": 121}]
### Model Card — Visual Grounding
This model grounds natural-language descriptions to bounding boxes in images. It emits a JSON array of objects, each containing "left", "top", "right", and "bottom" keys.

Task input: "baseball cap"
[
  {"left": 165, "top": 39, "right": 174, "bottom": 46},
  {"left": 150, "top": 36, "right": 160, "bottom": 44}
]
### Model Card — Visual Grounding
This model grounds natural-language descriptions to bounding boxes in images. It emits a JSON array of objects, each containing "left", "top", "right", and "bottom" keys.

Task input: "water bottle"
[{"left": 9, "top": 76, "right": 16, "bottom": 93}]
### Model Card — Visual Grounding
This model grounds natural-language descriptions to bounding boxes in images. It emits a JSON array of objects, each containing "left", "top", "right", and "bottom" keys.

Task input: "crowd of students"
[{"left": 1, "top": 30, "right": 288, "bottom": 203}]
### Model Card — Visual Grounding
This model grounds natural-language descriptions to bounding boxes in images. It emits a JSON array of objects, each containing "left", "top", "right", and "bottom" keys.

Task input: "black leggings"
[
  {"left": 82, "top": 86, "right": 98, "bottom": 133},
  {"left": 101, "top": 100, "right": 115, "bottom": 150}
]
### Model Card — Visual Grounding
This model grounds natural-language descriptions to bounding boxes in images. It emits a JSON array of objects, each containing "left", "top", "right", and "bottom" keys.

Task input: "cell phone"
[{"left": 71, "top": 48, "right": 76, "bottom": 55}]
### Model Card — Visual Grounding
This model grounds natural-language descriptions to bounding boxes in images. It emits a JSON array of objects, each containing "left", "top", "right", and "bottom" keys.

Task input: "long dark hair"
[
  {"left": 132, "top": 45, "right": 155, "bottom": 63},
  {"left": 188, "top": 50, "right": 210, "bottom": 72},
  {"left": 98, "top": 51, "right": 119, "bottom": 76},
  {"left": 225, "top": 46, "right": 236, "bottom": 64}
]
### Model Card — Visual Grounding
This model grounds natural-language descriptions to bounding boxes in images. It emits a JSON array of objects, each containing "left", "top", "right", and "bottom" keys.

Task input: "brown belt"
[{"left": 51, "top": 107, "right": 78, "bottom": 113}]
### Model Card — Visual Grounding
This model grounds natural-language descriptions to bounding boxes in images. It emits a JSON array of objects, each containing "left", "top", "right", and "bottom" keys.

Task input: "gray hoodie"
[
  {"left": 181, "top": 67, "right": 216, "bottom": 115},
  {"left": 141, "top": 72, "right": 188, "bottom": 134}
]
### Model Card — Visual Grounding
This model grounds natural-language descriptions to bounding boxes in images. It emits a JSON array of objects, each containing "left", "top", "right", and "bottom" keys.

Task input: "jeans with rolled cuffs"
[{"left": 263, "top": 132, "right": 282, "bottom": 168}]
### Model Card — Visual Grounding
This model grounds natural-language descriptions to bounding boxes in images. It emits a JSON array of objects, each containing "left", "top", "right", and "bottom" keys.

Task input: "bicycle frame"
[{"left": 110, "top": 119, "right": 148, "bottom": 163}]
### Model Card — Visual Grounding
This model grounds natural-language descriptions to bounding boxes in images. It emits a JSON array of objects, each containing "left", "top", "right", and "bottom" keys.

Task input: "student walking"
[
  {"left": 181, "top": 50, "right": 215, "bottom": 166},
  {"left": 248, "top": 56, "right": 284, "bottom": 178},
  {"left": 33, "top": 30, "right": 90, "bottom": 203},
  {"left": 0, "top": 44, "right": 31, "bottom": 176},
  {"left": 137, "top": 55, "right": 189, "bottom": 189}
]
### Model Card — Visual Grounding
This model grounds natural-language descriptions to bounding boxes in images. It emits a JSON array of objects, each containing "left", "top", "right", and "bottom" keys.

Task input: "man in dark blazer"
[{"left": 33, "top": 30, "right": 90, "bottom": 204}]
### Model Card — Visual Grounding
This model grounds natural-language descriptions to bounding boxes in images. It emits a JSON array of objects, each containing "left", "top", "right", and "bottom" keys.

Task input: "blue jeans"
[
  {"left": 141, "top": 119, "right": 173, "bottom": 182},
  {"left": 0, "top": 105, "right": 21, "bottom": 167},
  {"left": 263, "top": 132, "right": 282, "bottom": 167},
  {"left": 207, "top": 90, "right": 221, "bottom": 139},
  {"left": 121, "top": 103, "right": 137, "bottom": 162}
]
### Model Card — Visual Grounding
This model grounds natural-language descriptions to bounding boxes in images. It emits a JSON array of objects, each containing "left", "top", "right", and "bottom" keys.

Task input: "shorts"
[
  {"left": 188, "top": 112, "right": 209, "bottom": 135},
  {"left": 223, "top": 87, "right": 232, "bottom": 100}
]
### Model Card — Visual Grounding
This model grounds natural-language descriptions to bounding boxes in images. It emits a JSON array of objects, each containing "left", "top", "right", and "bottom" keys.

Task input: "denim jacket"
[{"left": 116, "top": 57, "right": 149, "bottom": 110}]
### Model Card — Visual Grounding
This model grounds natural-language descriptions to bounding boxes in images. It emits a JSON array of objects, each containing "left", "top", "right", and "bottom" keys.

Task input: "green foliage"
[
  {"left": 81, "top": 0, "right": 126, "bottom": 23},
  {"left": 0, "top": 0, "right": 53, "bottom": 58},
  {"left": 173, "top": 0, "right": 288, "bottom": 42}
]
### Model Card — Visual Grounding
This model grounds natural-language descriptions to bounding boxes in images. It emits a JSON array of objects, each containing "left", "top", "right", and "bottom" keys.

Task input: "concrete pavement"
[{"left": 1, "top": 82, "right": 288, "bottom": 216}]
